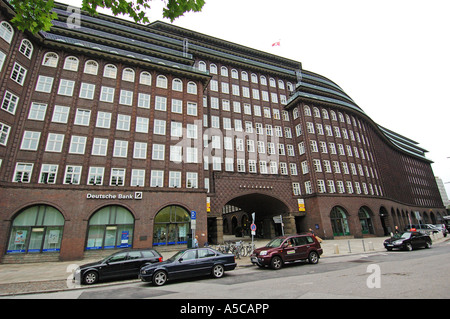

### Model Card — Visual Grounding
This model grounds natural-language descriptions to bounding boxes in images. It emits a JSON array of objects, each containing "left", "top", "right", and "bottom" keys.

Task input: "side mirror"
[{"left": 178, "top": 258, "right": 184, "bottom": 263}]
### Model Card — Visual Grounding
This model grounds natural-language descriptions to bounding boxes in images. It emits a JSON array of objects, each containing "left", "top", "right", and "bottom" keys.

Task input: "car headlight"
[
  {"left": 259, "top": 251, "right": 268, "bottom": 256},
  {"left": 393, "top": 240, "right": 403, "bottom": 245}
]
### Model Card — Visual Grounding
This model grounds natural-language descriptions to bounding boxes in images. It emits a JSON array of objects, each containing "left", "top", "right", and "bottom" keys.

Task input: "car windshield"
[
  {"left": 265, "top": 238, "right": 285, "bottom": 248},
  {"left": 167, "top": 250, "right": 186, "bottom": 262},
  {"left": 393, "top": 232, "right": 411, "bottom": 240}
]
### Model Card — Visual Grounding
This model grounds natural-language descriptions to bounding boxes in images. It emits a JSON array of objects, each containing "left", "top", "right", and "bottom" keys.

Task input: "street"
[{"left": 4, "top": 240, "right": 449, "bottom": 300}]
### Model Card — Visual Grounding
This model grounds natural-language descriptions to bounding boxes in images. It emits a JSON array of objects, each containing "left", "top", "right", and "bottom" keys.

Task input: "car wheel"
[
  {"left": 83, "top": 271, "right": 98, "bottom": 285},
  {"left": 425, "top": 241, "right": 432, "bottom": 249},
  {"left": 153, "top": 270, "right": 167, "bottom": 286},
  {"left": 308, "top": 251, "right": 319, "bottom": 264},
  {"left": 405, "top": 243, "right": 413, "bottom": 251},
  {"left": 270, "top": 256, "right": 283, "bottom": 270},
  {"left": 212, "top": 264, "right": 225, "bottom": 278}
]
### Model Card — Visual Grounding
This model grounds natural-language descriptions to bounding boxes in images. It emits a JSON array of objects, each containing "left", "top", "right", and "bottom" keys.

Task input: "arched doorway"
[
  {"left": 7, "top": 205, "right": 65, "bottom": 254},
  {"left": 220, "top": 193, "right": 292, "bottom": 239},
  {"left": 153, "top": 205, "right": 190, "bottom": 247},
  {"left": 330, "top": 206, "right": 350, "bottom": 236},
  {"left": 86, "top": 205, "right": 134, "bottom": 250},
  {"left": 358, "top": 206, "right": 374, "bottom": 235}
]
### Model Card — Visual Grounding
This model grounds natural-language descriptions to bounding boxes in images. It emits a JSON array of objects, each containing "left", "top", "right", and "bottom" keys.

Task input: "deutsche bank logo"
[{"left": 134, "top": 192, "right": 143, "bottom": 200}]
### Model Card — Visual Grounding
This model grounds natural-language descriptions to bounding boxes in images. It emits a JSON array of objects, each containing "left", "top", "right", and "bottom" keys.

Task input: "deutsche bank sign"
[{"left": 86, "top": 192, "right": 143, "bottom": 200}]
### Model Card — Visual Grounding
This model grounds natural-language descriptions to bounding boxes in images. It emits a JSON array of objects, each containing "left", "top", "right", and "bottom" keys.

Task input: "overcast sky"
[{"left": 62, "top": 0, "right": 450, "bottom": 199}]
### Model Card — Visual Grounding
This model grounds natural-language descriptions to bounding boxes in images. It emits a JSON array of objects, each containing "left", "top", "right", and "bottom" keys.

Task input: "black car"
[
  {"left": 139, "top": 247, "right": 236, "bottom": 286},
  {"left": 75, "top": 248, "right": 162, "bottom": 285},
  {"left": 384, "top": 231, "right": 432, "bottom": 251}
]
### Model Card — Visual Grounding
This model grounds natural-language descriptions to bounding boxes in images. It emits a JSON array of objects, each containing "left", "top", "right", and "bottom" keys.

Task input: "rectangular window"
[
  {"left": 74, "top": 109, "right": 91, "bottom": 126},
  {"left": 92, "top": 138, "right": 108, "bottom": 156},
  {"left": 79, "top": 83, "right": 95, "bottom": 100},
  {"left": 169, "top": 171, "right": 181, "bottom": 188},
  {"left": 119, "top": 89, "right": 133, "bottom": 105},
  {"left": 11, "top": 63, "right": 27, "bottom": 85},
  {"left": 0, "top": 122, "right": 11, "bottom": 146},
  {"left": 64, "top": 165, "right": 82, "bottom": 185},
  {"left": 152, "top": 144, "right": 165, "bottom": 160},
  {"left": 150, "top": 170, "right": 164, "bottom": 187},
  {"left": 133, "top": 142, "right": 147, "bottom": 159},
  {"left": 28, "top": 102, "right": 47, "bottom": 121},
  {"left": 13, "top": 163, "right": 34, "bottom": 183},
  {"left": 88, "top": 167, "right": 104, "bottom": 185},
  {"left": 155, "top": 96, "right": 167, "bottom": 111},
  {"left": 138, "top": 93, "right": 151, "bottom": 109},
  {"left": 52, "top": 105, "right": 70, "bottom": 123},
  {"left": 186, "top": 172, "right": 198, "bottom": 188},
  {"left": 39, "top": 164, "right": 58, "bottom": 184},
  {"left": 96, "top": 111, "right": 112, "bottom": 128},
  {"left": 110, "top": 168, "right": 126, "bottom": 186},
  {"left": 57, "top": 79, "right": 75, "bottom": 96},
  {"left": 45, "top": 133, "right": 64, "bottom": 152},
  {"left": 1, "top": 91, "right": 19, "bottom": 114},
  {"left": 153, "top": 119, "right": 166, "bottom": 135},
  {"left": 100, "top": 86, "right": 115, "bottom": 103},
  {"left": 21, "top": 131, "right": 41, "bottom": 150},
  {"left": 131, "top": 169, "right": 145, "bottom": 187},
  {"left": 116, "top": 114, "right": 131, "bottom": 131},
  {"left": 113, "top": 140, "right": 128, "bottom": 157}
]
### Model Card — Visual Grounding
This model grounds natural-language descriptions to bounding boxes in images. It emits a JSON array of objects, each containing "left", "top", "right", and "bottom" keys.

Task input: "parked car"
[
  {"left": 404, "top": 224, "right": 438, "bottom": 233},
  {"left": 75, "top": 248, "right": 163, "bottom": 285},
  {"left": 250, "top": 233, "right": 323, "bottom": 270},
  {"left": 139, "top": 247, "right": 236, "bottom": 286},
  {"left": 384, "top": 231, "right": 432, "bottom": 251}
]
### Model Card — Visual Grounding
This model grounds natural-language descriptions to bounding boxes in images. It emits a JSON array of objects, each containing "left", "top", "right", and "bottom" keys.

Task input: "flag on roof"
[{"left": 272, "top": 40, "right": 281, "bottom": 47}]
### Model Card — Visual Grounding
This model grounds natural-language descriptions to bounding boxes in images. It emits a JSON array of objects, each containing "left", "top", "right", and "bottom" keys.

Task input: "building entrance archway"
[{"left": 221, "top": 193, "right": 297, "bottom": 240}]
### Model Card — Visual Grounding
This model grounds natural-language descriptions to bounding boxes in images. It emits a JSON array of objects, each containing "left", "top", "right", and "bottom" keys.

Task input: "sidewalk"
[{"left": 0, "top": 233, "right": 447, "bottom": 296}]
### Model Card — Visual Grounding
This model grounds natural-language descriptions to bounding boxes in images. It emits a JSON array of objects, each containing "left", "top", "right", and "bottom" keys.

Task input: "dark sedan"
[
  {"left": 140, "top": 247, "right": 236, "bottom": 286},
  {"left": 384, "top": 231, "right": 432, "bottom": 251},
  {"left": 75, "top": 248, "right": 162, "bottom": 285}
]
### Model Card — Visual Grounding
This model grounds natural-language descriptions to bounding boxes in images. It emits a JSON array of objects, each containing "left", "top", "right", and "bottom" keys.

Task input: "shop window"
[
  {"left": 153, "top": 205, "right": 190, "bottom": 247},
  {"left": 7, "top": 205, "right": 64, "bottom": 254},
  {"left": 330, "top": 206, "right": 351, "bottom": 236},
  {"left": 358, "top": 206, "right": 374, "bottom": 234},
  {"left": 86, "top": 206, "right": 134, "bottom": 250}
]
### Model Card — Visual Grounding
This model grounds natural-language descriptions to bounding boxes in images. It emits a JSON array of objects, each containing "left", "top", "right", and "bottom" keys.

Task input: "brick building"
[{"left": 0, "top": 1, "right": 446, "bottom": 262}]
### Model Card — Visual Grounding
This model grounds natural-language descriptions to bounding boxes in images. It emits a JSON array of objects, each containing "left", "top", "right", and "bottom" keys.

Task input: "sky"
[{"left": 60, "top": 0, "right": 450, "bottom": 199}]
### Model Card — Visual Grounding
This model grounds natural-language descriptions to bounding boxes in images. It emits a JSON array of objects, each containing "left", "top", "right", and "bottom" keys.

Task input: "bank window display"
[
  {"left": 7, "top": 205, "right": 65, "bottom": 254},
  {"left": 86, "top": 205, "right": 134, "bottom": 250},
  {"left": 153, "top": 205, "right": 190, "bottom": 247}
]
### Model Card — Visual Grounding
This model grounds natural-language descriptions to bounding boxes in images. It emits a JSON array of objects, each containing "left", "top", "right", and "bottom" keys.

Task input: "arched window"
[
  {"left": 122, "top": 67, "right": 135, "bottom": 82},
  {"left": 358, "top": 206, "right": 374, "bottom": 234},
  {"left": 303, "top": 105, "right": 311, "bottom": 116},
  {"left": 313, "top": 107, "right": 321, "bottom": 118},
  {"left": 84, "top": 60, "right": 98, "bottom": 75},
  {"left": 198, "top": 61, "right": 206, "bottom": 72},
  {"left": 42, "top": 52, "right": 59, "bottom": 67},
  {"left": 0, "top": 21, "right": 14, "bottom": 44},
  {"left": 172, "top": 78, "right": 183, "bottom": 91},
  {"left": 153, "top": 205, "right": 190, "bottom": 247},
  {"left": 139, "top": 71, "right": 152, "bottom": 85},
  {"left": 187, "top": 81, "right": 197, "bottom": 94},
  {"left": 103, "top": 64, "right": 117, "bottom": 78},
  {"left": 19, "top": 39, "right": 33, "bottom": 59},
  {"left": 209, "top": 64, "right": 217, "bottom": 74},
  {"left": 220, "top": 66, "right": 228, "bottom": 77},
  {"left": 7, "top": 205, "right": 65, "bottom": 254},
  {"left": 63, "top": 56, "right": 79, "bottom": 71},
  {"left": 156, "top": 75, "right": 167, "bottom": 88},
  {"left": 86, "top": 205, "right": 134, "bottom": 250},
  {"left": 330, "top": 206, "right": 350, "bottom": 236}
]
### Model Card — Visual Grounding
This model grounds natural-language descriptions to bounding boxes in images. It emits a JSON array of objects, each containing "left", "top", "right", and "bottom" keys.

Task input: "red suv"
[{"left": 251, "top": 233, "right": 323, "bottom": 269}]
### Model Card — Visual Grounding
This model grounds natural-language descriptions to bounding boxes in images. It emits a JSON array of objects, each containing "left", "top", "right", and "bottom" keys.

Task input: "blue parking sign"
[{"left": 191, "top": 211, "right": 197, "bottom": 220}]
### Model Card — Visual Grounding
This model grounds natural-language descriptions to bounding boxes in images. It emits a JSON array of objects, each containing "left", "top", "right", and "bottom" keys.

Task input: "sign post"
[
  {"left": 251, "top": 213, "right": 256, "bottom": 249},
  {"left": 191, "top": 211, "right": 197, "bottom": 248},
  {"left": 273, "top": 215, "right": 284, "bottom": 236}
]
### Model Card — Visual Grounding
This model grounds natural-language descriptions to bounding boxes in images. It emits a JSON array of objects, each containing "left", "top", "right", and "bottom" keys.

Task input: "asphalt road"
[{"left": 3, "top": 241, "right": 450, "bottom": 300}]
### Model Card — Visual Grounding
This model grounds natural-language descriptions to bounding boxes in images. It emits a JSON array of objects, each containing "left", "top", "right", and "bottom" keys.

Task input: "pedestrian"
[
  {"left": 309, "top": 228, "right": 323, "bottom": 243},
  {"left": 394, "top": 225, "right": 400, "bottom": 234},
  {"left": 194, "top": 235, "right": 199, "bottom": 248}
]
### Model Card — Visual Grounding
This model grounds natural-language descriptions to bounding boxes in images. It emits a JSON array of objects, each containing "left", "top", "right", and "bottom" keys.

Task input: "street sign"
[
  {"left": 191, "top": 211, "right": 197, "bottom": 220},
  {"left": 273, "top": 215, "right": 282, "bottom": 224},
  {"left": 250, "top": 223, "right": 256, "bottom": 231}
]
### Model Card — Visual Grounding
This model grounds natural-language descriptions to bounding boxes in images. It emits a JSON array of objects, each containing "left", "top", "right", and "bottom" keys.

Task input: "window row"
[
  {"left": 293, "top": 180, "right": 382, "bottom": 197},
  {"left": 11, "top": 162, "right": 200, "bottom": 188},
  {"left": 203, "top": 157, "right": 298, "bottom": 175},
  {"left": 204, "top": 98, "right": 290, "bottom": 121},
  {"left": 300, "top": 159, "right": 379, "bottom": 180},
  {"left": 297, "top": 141, "right": 375, "bottom": 163},
  {"left": 294, "top": 104, "right": 367, "bottom": 132},
  {"left": 198, "top": 61, "right": 294, "bottom": 91},
  {"left": 208, "top": 80, "right": 287, "bottom": 104}
]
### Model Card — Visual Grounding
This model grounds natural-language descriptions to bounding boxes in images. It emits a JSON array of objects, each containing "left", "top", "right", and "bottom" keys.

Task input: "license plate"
[{"left": 251, "top": 257, "right": 257, "bottom": 263}]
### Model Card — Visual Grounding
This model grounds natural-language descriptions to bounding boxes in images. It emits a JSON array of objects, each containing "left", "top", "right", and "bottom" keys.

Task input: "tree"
[{"left": 8, "top": 0, "right": 206, "bottom": 34}]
